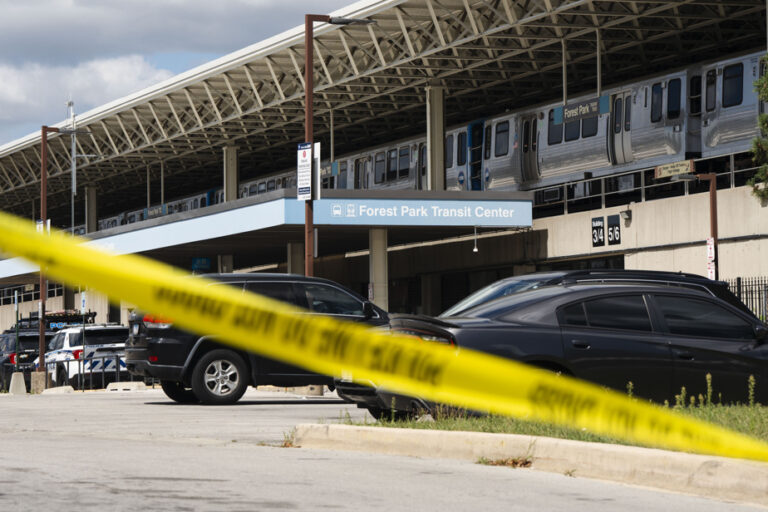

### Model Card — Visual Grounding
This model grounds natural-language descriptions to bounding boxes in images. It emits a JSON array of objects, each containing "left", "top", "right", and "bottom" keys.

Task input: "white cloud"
[{"left": 0, "top": 56, "right": 173, "bottom": 141}]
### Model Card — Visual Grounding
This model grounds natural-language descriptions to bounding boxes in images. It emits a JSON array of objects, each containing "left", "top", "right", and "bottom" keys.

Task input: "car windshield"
[
  {"left": 440, "top": 277, "right": 553, "bottom": 317},
  {"left": 450, "top": 286, "right": 568, "bottom": 319}
]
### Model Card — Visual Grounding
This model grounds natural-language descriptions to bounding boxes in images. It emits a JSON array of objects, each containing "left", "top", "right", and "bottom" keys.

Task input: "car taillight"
[
  {"left": 72, "top": 349, "right": 83, "bottom": 360},
  {"left": 148, "top": 356, "right": 158, "bottom": 362},
  {"left": 142, "top": 314, "right": 173, "bottom": 329},
  {"left": 9, "top": 353, "right": 16, "bottom": 365}
]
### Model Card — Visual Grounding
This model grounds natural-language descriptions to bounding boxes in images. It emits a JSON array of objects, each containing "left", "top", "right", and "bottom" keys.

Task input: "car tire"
[
  {"left": 160, "top": 380, "right": 198, "bottom": 404},
  {"left": 190, "top": 349, "right": 248, "bottom": 405}
]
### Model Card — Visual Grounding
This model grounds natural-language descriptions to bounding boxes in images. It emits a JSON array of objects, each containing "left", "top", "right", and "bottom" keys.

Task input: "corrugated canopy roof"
[{"left": 0, "top": 0, "right": 764, "bottom": 222}]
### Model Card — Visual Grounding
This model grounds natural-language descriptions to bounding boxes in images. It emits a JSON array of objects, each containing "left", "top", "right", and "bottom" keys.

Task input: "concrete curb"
[
  {"left": 106, "top": 382, "right": 147, "bottom": 392},
  {"left": 41, "top": 386, "right": 74, "bottom": 394},
  {"left": 295, "top": 424, "right": 768, "bottom": 506}
]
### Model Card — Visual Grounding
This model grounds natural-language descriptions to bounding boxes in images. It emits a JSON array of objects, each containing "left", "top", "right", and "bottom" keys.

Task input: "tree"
[{"left": 750, "top": 55, "right": 768, "bottom": 200}]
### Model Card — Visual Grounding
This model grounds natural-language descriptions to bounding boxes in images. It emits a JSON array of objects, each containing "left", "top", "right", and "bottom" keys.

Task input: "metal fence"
[
  {"left": 726, "top": 277, "right": 768, "bottom": 322},
  {"left": 2, "top": 354, "right": 153, "bottom": 392}
]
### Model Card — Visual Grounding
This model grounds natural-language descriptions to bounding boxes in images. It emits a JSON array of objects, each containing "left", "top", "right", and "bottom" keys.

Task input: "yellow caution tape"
[{"left": 1, "top": 209, "right": 768, "bottom": 462}]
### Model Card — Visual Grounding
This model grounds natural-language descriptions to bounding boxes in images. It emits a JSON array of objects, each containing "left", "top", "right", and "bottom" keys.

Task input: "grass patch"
[{"left": 351, "top": 375, "right": 768, "bottom": 448}]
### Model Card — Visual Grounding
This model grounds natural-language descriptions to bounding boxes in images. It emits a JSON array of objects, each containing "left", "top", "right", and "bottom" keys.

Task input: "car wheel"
[
  {"left": 160, "top": 380, "right": 198, "bottom": 404},
  {"left": 190, "top": 349, "right": 248, "bottom": 405}
]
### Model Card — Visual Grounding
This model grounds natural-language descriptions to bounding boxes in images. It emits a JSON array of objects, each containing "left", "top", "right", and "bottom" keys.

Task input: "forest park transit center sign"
[{"left": 314, "top": 199, "right": 532, "bottom": 227}]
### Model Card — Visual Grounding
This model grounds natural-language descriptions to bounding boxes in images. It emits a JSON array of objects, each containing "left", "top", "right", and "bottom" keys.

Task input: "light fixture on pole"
[
  {"left": 303, "top": 13, "right": 375, "bottom": 277},
  {"left": 60, "top": 103, "right": 93, "bottom": 235}
]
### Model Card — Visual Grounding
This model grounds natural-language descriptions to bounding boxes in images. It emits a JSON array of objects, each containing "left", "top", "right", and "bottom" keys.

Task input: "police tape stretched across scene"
[{"left": 1, "top": 209, "right": 767, "bottom": 462}]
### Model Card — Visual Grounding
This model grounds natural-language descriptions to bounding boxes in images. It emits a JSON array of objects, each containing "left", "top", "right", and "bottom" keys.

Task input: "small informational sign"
[
  {"left": 14, "top": 290, "right": 18, "bottom": 312},
  {"left": 553, "top": 96, "right": 610, "bottom": 125},
  {"left": 654, "top": 160, "right": 694, "bottom": 180},
  {"left": 80, "top": 292, "right": 87, "bottom": 315},
  {"left": 297, "top": 142, "right": 312, "bottom": 201},
  {"left": 706, "top": 237, "right": 715, "bottom": 262},
  {"left": 592, "top": 217, "right": 605, "bottom": 247},
  {"left": 707, "top": 261, "right": 716, "bottom": 280},
  {"left": 191, "top": 257, "right": 211, "bottom": 272},
  {"left": 607, "top": 215, "right": 621, "bottom": 246}
]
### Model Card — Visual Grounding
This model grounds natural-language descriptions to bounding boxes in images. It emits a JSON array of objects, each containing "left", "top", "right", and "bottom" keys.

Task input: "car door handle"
[
  {"left": 571, "top": 339, "right": 591, "bottom": 350},
  {"left": 674, "top": 351, "right": 694, "bottom": 361}
]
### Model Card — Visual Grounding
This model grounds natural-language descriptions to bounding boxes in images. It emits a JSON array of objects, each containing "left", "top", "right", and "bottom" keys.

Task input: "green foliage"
[{"left": 750, "top": 56, "right": 768, "bottom": 200}]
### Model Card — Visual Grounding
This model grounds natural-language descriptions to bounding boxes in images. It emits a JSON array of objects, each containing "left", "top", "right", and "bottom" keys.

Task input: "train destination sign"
[
  {"left": 654, "top": 159, "right": 694, "bottom": 179},
  {"left": 314, "top": 199, "right": 531, "bottom": 227},
  {"left": 553, "top": 96, "right": 610, "bottom": 125}
]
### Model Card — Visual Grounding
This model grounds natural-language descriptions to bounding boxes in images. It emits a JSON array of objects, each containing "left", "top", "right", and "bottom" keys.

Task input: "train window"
[
  {"left": 651, "top": 83, "right": 663, "bottom": 122},
  {"left": 531, "top": 119, "right": 538, "bottom": 151},
  {"left": 564, "top": 119, "right": 579, "bottom": 142},
  {"left": 339, "top": 162, "right": 348, "bottom": 189},
  {"left": 387, "top": 149, "right": 398, "bottom": 181},
  {"left": 355, "top": 159, "right": 364, "bottom": 188},
  {"left": 192, "top": 198, "right": 199, "bottom": 209},
  {"left": 457, "top": 132, "right": 467, "bottom": 165},
  {"left": 522, "top": 121, "right": 530, "bottom": 153},
  {"left": 484, "top": 125, "right": 492, "bottom": 159},
  {"left": 722, "top": 63, "right": 743, "bottom": 108},
  {"left": 374, "top": 152, "right": 386, "bottom": 183},
  {"left": 201, "top": 197, "right": 207, "bottom": 208},
  {"left": 624, "top": 96, "right": 631, "bottom": 131},
  {"left": 249, "top": 184, "right": 258, "bottom": 195},
  {"left": 667, "top": 78, "right": 681, "bottom": 119},
  {"left": 689, "top": 76, "right": 702, "bottom": 115},
  {"left": 547, "top": 110, "right": 562, "bottom": 145},
  {"left": 258, "top": 182, "right": 266, "bottom": 194},
  {"left": 705, "top": 70, "right": 716, "bottom": 112},
  {"left": 267, "top": 180, "right": 276, "bottom": 191},
  {"left": 398, "top": 147, "right": 410, "bottom": 178},
  {"left": 494, "top": 121, "right": 509, "bottom": 157},
  {"left": 582, "top": 116, "right": 597, "bottom": 138},
  {"left": 613, "top": 98, "right": 623, "bottom": 134},
  {"left": 445, "top": 134, "right": 454, "bottom": 167},
  {"left": 322, "top": 177, "right": 330, "bottom": 189}
]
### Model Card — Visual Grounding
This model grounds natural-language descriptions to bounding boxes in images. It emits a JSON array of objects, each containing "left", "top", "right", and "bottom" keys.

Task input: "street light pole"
[
  {"left": 39, "top": 125, "right": 59, "bottom": 376},
  {"left": 304, "top": 14, "right": 330, "bottom": 277},
  {"left": 698, "top": 173, "right": 719, "bottom": 280},
  {"left": 303, "top": 14, "right": 375, "bottom": 277}
]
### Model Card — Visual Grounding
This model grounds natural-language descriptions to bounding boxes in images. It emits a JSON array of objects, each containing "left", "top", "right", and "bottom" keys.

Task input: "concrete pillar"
[
  {"left": 287, "top": 242, "right": 305, "bottom": 275},
  {"left": 419, "top": 273, "right": 442, "bottom": 316},
  {"left": 85, "top": 186, "right": 97, "bottom": 233},
  {"left": 369, "top": 228, "right": 388, "bottom": 311},
  {"left": 223, "top": 146, "right": 238, "bottom": 202},
  {"left": 218, "top": 255, "right": 233, "bottom": 274},
  {"left": 426, "top": 82, "right": 446, "bottom": 191}
]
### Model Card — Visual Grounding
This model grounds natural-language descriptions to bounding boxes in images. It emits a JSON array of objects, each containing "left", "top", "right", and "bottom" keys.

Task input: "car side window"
[
  {"left": 49, "top": 333, "right": 64, "bottom": 351},
  {"left": 653, "top": 295, "right": 754, "bottom": 340},
  {"left": 294, "top": 283, "right": 364, "bottom": 316},
  {"left": 245, "top": 282, "right": 297, "bottom": 306},
  {"left": 559, "top": 303, "right": 587, "bottom": 326},
  {"left": 583, "top": 295, "right": 652, "bottom": 332}
]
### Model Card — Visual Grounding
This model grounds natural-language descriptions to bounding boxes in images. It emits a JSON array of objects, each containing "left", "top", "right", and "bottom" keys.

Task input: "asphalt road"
[{"left": 0, "top": 387, "right": 761, "bottom": 511}]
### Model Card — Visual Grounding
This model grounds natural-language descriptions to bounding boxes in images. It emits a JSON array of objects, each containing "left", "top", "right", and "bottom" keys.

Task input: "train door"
[
  {"left": 687, "top": 71, "right": 703, "bottom": 157},
  {"left": 520, "top": 115, "right": 539, "bottom": 182},
  {"left": 467, "top": 121, "right": 484, "bottom": 190},
  {"left": 610, "top": 91, "right": 633, "bottom": 165},
  {"left": 417, "top": 143, "right": 427, "bottom": 189}
]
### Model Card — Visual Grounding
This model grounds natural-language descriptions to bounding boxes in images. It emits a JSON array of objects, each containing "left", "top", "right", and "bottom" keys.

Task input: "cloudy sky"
[{"left": 0, "top": 0, "right": 353, "bottom": 146}]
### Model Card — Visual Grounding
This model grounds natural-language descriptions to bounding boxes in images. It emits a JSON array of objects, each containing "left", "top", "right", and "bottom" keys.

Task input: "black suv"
[
  {"left": 0, "top": 330, "right": 53, "bottom": 391},
  {"left": 126, "top": 273, "right": 388, "bottom": 405}
]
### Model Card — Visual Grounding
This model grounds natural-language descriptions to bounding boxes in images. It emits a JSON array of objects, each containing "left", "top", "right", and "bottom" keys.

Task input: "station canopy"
[{"left": 0, "top": 0, "right": 764, "bottom": 222}]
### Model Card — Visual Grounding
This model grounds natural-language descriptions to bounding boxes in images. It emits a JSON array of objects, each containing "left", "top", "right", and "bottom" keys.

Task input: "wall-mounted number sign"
[
  {"left": 592, "top": 217, "right": 605, "bottom": 247},
  {"left": 607, "top": 214, "right": 621, "bottom": 246}
]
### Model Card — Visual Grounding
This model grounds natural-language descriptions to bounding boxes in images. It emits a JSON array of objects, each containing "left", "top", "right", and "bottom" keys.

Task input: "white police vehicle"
[{"left": 39, "top": 325, "right": 130, "bottom": 389}]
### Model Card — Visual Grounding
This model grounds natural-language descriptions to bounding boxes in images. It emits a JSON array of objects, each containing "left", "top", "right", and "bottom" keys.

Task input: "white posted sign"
[{"left": 297, "top": 142, "right": 312, "bottom": 201}]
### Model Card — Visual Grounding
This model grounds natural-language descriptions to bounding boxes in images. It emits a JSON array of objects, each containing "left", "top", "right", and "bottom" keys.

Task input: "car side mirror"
[
  {"left": 756, "top": 325, "right": 768, "bottom": 345},
  {"left": 363, "top": 301, "right": 375, "bottom": 319}
]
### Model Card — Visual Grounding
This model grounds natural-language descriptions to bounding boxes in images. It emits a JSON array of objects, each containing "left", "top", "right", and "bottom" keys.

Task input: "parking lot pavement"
[{"left": 0, "top": 388, "right": 761, "bottom": 511}]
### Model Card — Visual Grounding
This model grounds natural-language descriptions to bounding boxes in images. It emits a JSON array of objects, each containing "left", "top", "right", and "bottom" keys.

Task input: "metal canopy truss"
[{"left": 0, "top": 0, "right": 764, "bottom": 221}]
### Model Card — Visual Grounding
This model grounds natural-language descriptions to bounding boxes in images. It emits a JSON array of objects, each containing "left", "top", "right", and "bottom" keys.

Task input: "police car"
[{"left": 38, "top": 325, "right": 130, "bottom": 389}]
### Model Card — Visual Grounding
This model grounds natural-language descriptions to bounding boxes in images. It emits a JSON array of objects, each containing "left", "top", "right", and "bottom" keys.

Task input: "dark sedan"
[{"left": 379, "top": 284, "right": 768, "bottom": 414}]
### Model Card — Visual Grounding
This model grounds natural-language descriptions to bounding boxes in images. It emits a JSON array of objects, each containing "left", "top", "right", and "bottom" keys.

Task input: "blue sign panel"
[
  {"left": 315, "top": 199, "right": 531, "bottom": 227},
  {"left": 553, "top": 95, "right": 610, "bottom": 125},
  {"left": 191, "top": 257, "right": 211, "bottom": 271}
]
